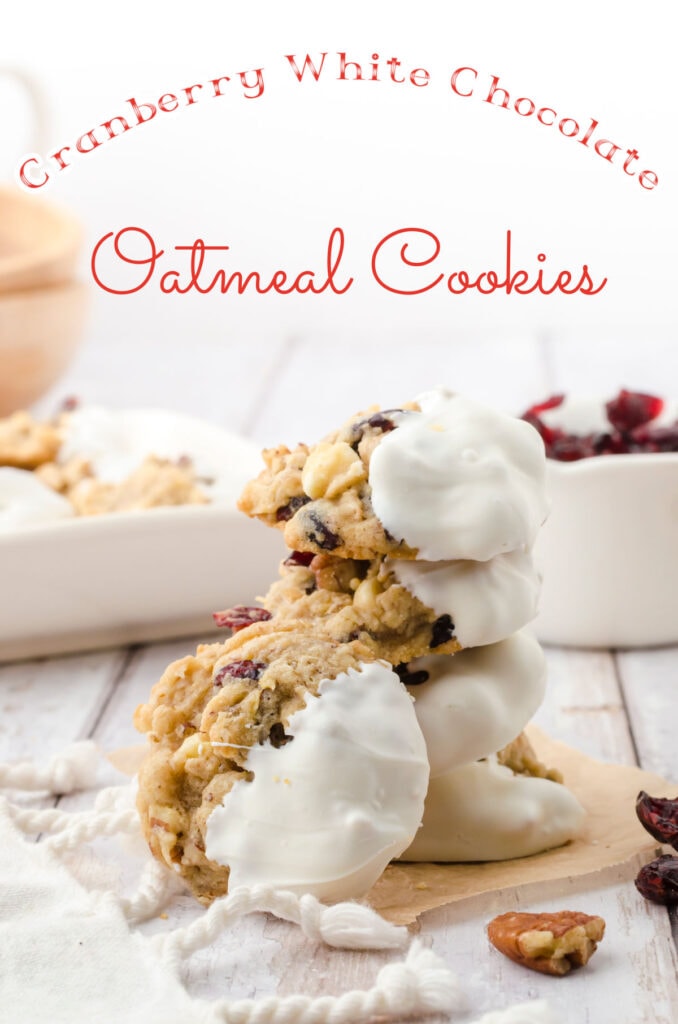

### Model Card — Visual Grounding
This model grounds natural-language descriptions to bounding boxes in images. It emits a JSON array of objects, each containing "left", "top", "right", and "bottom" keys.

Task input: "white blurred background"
[{"left": 1, "top": 0, "right": 676, "bottom": 441}]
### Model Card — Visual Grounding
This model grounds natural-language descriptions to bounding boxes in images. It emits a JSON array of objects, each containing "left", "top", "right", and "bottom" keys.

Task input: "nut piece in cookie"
[{"left": 487, "top": 910, "right": 605, "bottom": 976}]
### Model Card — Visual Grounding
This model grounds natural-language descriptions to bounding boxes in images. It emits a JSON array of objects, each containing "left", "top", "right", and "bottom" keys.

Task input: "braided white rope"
[
  {"left": 120, "top": 858, "right": 186, "bottom": 924},
  {"left": 155, "top": 885, "right": 408, "bottom": 968},
  {"left": 6, "top": 800, "right": 137, "bottom": 842},
  {"left": 0, "top": 740, "right": 99, "bottom": 793},
  {"left": 202, "top": 940, "right": 464, "bottom": 1024}
]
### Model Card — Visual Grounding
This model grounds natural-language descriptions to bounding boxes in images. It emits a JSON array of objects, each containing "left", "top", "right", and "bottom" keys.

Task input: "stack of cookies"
[{"left": 135, "top": 389, "right": 584, "bottom": 902}]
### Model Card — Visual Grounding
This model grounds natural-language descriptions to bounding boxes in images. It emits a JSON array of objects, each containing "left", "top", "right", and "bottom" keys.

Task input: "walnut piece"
[{"left": 487, "top": 910, "right": 605, "bottom": 976}]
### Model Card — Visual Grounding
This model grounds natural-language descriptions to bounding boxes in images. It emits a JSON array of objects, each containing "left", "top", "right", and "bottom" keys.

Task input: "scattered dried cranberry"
[
  {"left": 430, "top": 614, "right": 456, "bottom": 649},
  {"left": 283, "top": 550, "right": 315, "bottom": 567},
  {"left": 306, "top": 511, "right": 341, "bottom": 551},
  {"left": 606, "top": 390, "right": 664, "bottom": 433},
  {"left": 635, "top": 791, "right": 678, "bottom": 849},
  {"left": 214, "top": 660, "right": 267, "bottom": 685},
  {"left": 267, "top": 722, "right": 294, "bottom": 748},
  {"left": 634, "top": 855, "right": 678, "bottom": 905},
  {"left": 276, "top": 495, "right": 311, "bottom": 522},
  {"left": 212, "top": 606, "right": 272, "bottom": 630},
  {"left": 394, "top": 663, "right": 430, "bottom": 687}
]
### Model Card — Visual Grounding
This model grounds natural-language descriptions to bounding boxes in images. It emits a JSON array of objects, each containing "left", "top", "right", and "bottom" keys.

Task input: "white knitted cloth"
[{"left": 0, "top": 742, "right": 559, "bottom": 1024}]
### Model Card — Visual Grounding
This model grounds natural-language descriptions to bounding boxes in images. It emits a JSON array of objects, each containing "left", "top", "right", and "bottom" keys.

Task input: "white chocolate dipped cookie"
[
  {"left": 135, "top": 621, "right": 429, "bottom": 902},
  {"left": 239, "top": 389, "right": 548, "bottom": 562},
  {"left": 387, "top": 548, "right": 540, "bottom": 649},
  {"left": 206, "top": 659, "right": 429, "bottom": 900},
  {"left": 403, "top": 756, "right": 585, "bottom": 862},
  {"left": 404, "top": 631, "right": 546, "bottom": 778}
]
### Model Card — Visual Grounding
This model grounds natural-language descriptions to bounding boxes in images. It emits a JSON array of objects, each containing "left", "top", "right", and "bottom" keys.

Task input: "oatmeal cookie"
[
  {"left": 63, "top": 455, "right": 208, "bottom": 515},
  {"left": 261, "top": 551, "right": 461, "bottom": 663},
  {"left": 134, "top": 622, "right": 382, "bottom": 900},
  {"left": 238, "top": 390, "right": 547, "bottom": 563},
  {"left": 35, "top": 455, "right": 93, "bottom": 494},
  {"left": 238, "top": 406, "right": 417, "bottom": 561},
  {"left": 0, "top": 411, "right": 61, "bottom": 469}
]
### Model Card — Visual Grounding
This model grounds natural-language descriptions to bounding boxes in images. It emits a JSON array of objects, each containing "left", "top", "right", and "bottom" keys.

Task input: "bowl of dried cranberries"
[{"left": 521, "top": 389, "right": 678, "bottom": 648}]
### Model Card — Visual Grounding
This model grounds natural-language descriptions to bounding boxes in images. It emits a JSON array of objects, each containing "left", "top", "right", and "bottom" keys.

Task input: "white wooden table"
[{"left": 3, "top": 322, "right": 678, "bottom": 1022}]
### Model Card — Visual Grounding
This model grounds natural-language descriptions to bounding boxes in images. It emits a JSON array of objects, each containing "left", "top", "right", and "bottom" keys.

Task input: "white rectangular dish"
[
  {"left": 0, "top": 408, "right": 286, "bottom": 661},
  {"left": 0, "top": 506, "right": 285, "bottom": 661}
]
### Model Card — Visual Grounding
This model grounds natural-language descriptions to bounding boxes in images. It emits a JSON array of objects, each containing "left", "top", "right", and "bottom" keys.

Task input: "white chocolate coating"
[
  {"left": 403, "top": 759, "right": 585, "bottom": 862},
  {"left": 0, "top": 467, "right": 74, "bottom": 531},
  {"left": 205, "top": 662, "right": 429, "bottom": 901},
  {"left": 389, "top": 549, "right": 540, "bottom": 648},
  {"left": 406, "top": 632, "right": 546, "bottom": 778},
  {"left": 369, "top": 390, "right": 548, "bottom": 562}
]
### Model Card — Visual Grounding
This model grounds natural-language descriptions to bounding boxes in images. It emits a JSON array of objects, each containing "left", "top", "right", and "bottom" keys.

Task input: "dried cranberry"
[
  {"left": 306, "top": 511, "right": 341, "bottom": 551},
  {"left": 276, "top": 495, "right": 311, "bottom": 522},
  {"left": 591, "top": 432, "right": 628, "bottom": 456},
  {"left": 394, "top": 663, "right": 430, "bottom": 687},
  {"left": 366, "top": 411, "right": 399, "bottom": 432},
  {"left": 606, "top": 390, "right": 664, "bottom": 433},
  {"left": 212, "top": 606, "right": 272, "bottom": 631},
  {"left": 634, "top": 855, "right": 678, "bottom": 905},
  {"left": 636, "top": 791, "right": 678, "bottom": 849},
  {"left": 547, "top": 435, "right": 592, "bottom": 461},
  {"left": 431, "top": 614, "right": 456, "bottom": 648},
  {"left": 348, "top": 408, "right": 402, "bottom": 447},
  {"left": 267, "top": 722, "right": 293, "bottom": 748},
  {"left": 523, "top": 394, "right": 565, "bottom": 418},
  {"left": 631, "top": 424, "right": 678, "bottom": 453},
  {"left": 521, "top": 402, "right": 568, "bottom": 450},
  {"left": 283, "top": 550, "right": 315, "bottom": 567},
  {"left": 214, "top": 660, "right": 267, "bottom": 685}
]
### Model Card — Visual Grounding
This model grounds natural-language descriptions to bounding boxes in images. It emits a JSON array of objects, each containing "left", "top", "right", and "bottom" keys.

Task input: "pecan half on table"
[{"left": 487, "top": 910, "right": 606, "bottom": 976}]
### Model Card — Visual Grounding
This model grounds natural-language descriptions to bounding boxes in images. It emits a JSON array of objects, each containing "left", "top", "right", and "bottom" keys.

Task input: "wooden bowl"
[
  {"left": 0, "top": 186, "right": 81, "bottom": 294},
  {"left": 0, "top": 282, "right": 88, "bottom": 414}
]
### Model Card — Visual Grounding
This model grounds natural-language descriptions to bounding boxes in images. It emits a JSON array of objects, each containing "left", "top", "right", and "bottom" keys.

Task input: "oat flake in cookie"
[
  {"left": 238, "top": 390, "right": 548, "bottom": 562},
  {"left": 134, "top": 621, "right": 429, "bottom": 903}
]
